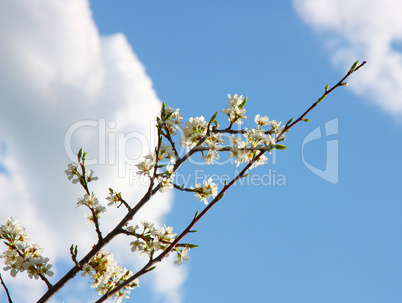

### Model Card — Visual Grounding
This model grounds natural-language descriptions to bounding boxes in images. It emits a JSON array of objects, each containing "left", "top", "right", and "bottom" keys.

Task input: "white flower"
[
  {"left": 64, "top": 163, "right": 81, "bottom": 183},
  {"left": 255, "top": 114, "right": 269, "bottom": 127},
  {"left": 202, "top": 150, "right": 220, "bottom": 165},
  {"left": 130, "top": 239, "right": 145, "bottom": 252},
  {"left": 135, "top": 154, "right": 155, "bottom": 176},
  {"left": 86, "top": 169, "right": 98, "bottom": 182},
  {"left": 77, "top": 193, "right": 98, "bottom": 207},
  {"left": 244, "top": 128, "right": 273, "bottom": 147},
  {"left": 174, "top": 247, "right": 190, "bottom": 265},
  {"left": 0, "top": 217, "right": 53, "bottom": 279},
  {"left": 158, "top": 143, "right": 176, "bottom": 163},
  {"left": 269, "top": 120, "right": 282, "bottom": 129},
  {"left": 163, "top": 106, "right": 183, "bottom": 136},
  {"left": 249, "top": 154, "right": 268, "bottom": 169},
  {"left": 180, "top": 116, "right": 208, "bottom": 148},
  {"left": 106, "top": 191, "right": 120, "bottom": 207},
  {"left": 221, "top": 94, "right": 247, "bottom": 125},
  {"left": 192, "top": 177, "right": 218, "bottom": 205},
  {"left": 229, "top": 135, "right": 248, "bottom": 166},
  {"left": 86, "top": 249, "right": 139, "bottom": 300}
]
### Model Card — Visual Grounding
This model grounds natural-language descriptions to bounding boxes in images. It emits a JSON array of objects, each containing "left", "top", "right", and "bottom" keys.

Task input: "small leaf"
[
  {"left": 239, "top": 96, "right": 247, "bottom": 109},
  {"left": 146, "top": 266, "right": 157, "bottom": 272},
  {"left": 273, "top": 144, "right": 287, "bottom": 150},
  {"left": 317, "top": 95, "right": 326, "bottom": 103},
  {"left": 325, "top": 84, "right": 329, "bottom": 92},
  {"left": 161, "top": 101, "right": 166, "bottom": 119},
  {"left": 77, "top": 148, "right": 83, "bottom": 160},
  {"left": 194, "top": 210, "right": 199, "bottom": 218},
  {"left": 242, "top": 172, "right": 251, "bottom": 178},
  {"left": 209, "top": 112, "right": 218, "bottom": 125},
  {"left": 341, "top": 82, "right": 349, "bottom": 86},
  {"left": 165, "top": 111, "right": 173, "bottom": 121},
  {"left": 350, "top": 60, "right": 359, "bottom": 72},
  {"left": 185, "top": 243, "right": 199, "bottom": 249},
  {"left": 285, "top": 118, "right": 294, "bottom": 126},
  {"left": 303, "top": 119, "right": 310, "bottom": 122}
]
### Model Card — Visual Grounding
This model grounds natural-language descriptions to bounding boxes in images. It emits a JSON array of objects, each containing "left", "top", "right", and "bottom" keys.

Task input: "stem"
[
  {"left": 0, "top": 273, "right": 13, "bottom": 303},
  {"left": 277, "top": 61, "right": 366, "bottom": 140}
]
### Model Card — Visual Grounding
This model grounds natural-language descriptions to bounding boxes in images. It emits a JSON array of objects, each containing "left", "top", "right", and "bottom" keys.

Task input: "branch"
[
  {"left": 95, "top": 151, "right": 266, "bottom": 302},
  {"left": 0, "top": 273, "right": 13, "bottom": 303},
  {"left": 276, "top": 60, "right": 366, "bottom": 140}
]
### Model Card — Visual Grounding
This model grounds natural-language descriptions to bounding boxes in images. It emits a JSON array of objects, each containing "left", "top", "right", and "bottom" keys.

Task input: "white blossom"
[
  {"left": 64, "top": 163, "right": 81, "bottom": 183},
  {"left": 135, "top": 154, "right": 155, "bottom": 176},
  {"left": 0, "top": 217, "right": 54, "bottom": 279},
  {"left": 192, "top": 178, "right": 218, "bottom": 205},
  {"left": 255, "top": 114, "right": 270, "bottom": 127},
  {"left": 174, "top": 247, "right": 190, "bottom": 265},
  {"left": 163, "top": 106, "right": 183, "bottom": 136},
  {"left": 221, "top": 94, "right": 247, "bottom": 124},
  {"left": 85, "top": 249, "right": 139, "bottom": 302},
  {"left": 180, "top": 116, "right": 208, "bottom": 148}
]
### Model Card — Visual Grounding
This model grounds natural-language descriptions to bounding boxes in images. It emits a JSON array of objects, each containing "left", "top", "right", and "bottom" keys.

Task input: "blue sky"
[{"left": 1, "top": 1, "right": 401, "bottom": 302}]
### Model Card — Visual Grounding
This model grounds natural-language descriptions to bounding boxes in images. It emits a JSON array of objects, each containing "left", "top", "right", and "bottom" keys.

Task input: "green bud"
[
  {"left": 209, "top": 112, "right": 218, "bottom": 125},
  {"left": 273, "top": 144, "right": 287, "bottom": 150},
  {"left": 239, "top": 96, "right": 247, "bottom": 109}
]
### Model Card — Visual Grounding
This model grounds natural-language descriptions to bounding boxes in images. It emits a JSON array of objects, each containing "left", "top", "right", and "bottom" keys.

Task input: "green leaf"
[
  {"left": 273, "top": 144, "right": 287, "bottom": 150},
  {"left": 350, "top": 60, "right": 359, "bottom": 72},
  {"left": 146, "top": 266, "right": 157, "bottom": 272},
  {"left": 242, "top": 172, "right": 251, "bottom": 178},
  {"left": 285, "top": 118, "right": 294, "bottom": 126},
  {"left": 161, "top": 101, "right": 166, "bottom": 119},
  {"left": 239, "top": 96, "right": 247, "bottom": 109},
  {"left": 325, "top": 85, "right": 329, "bottom": 92},
  {"left": 303, "top": 119, "right": 310, "bottom": 122},
  {"left": 77, "top": 148, "right": 83, "bottom": 160},
  {"left": 194, "top": 210, "right": 199, "bottom": 218},
  {"left": 317, "top": 95, "right": 326, "bottom": 103},
  {"left": 209, "top": 112, "right": 218, "bottom": 124},
  {"left": 166, "top": 111, "right": 173, "bottom": 120},
  {"left": 185, "top": 243, "right": 199, "bottom": 249}
]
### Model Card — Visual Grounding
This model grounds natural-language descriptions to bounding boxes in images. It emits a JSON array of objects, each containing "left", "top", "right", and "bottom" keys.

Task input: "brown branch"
[
  {"left": 0, "top": 273, "right": 13, "bottom": 303},
  {"left": 277, "top": 60, "right": 367, "bottom": 140}
]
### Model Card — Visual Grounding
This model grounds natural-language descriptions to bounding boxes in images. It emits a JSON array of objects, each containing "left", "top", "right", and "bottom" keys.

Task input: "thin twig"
[{"left": 0, "top": 273, "right": 13, "bottom": 303}]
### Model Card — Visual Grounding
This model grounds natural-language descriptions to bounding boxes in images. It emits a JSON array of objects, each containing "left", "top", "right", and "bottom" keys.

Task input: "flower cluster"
[
  {"left": 221, "top": 94, "right": 247, "bottom": 125},
  {"left": 136, "top": 151, "right": 175, "bottom": 192},
  {"left": 65, "top": 164, "right": 98, "bottom": 185},
  {"left": 77, "top": 193, "right": 106, "bottom": 226},
  {"left": 192, "top": 177, "right": 219, "bottom": 205},
  {"left": 0, "top": 217, "right": 54, "bottom": 279},
  {"left": 161, "top": 106, "right": 183, "bottom": 136},
  {"left": 180, "top": 116, "right": 208, "bottom": 149},
  {"left": 135, "top": 153, "right": 155, "bottom": 177},
  {"left": 82, "top": 249, "right": 139, "bottom": 303},
  {"left": 202, "top": 132, "right": 226, "bottom": 164},
  {"left": 127, "top": 221, "right": 190, "bottom": 265}
]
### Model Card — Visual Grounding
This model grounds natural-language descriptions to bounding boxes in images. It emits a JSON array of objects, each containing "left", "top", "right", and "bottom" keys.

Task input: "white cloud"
[
  {"left": 0, "top": 0, "right": 184, "bottom": 302},
  {"left": 293, "top": 0, "right": 402, "bottom": 116}
]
